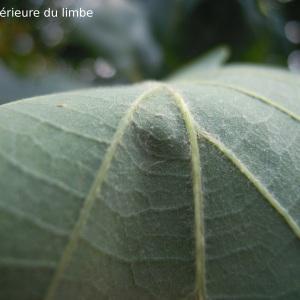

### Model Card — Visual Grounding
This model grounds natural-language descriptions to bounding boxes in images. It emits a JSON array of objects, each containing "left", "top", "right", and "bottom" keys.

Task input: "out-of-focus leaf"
[
  {"left": 170, "top": 46, "right": 230, "bottom": 79},
  {"left": 134, "top": 0, "right": 202, "bottom": 36},
  {"left": 0, "top": 65, "right": 299, "bottom": 300},
  {"left": 65, "top": 0, "right": 162, "bottom": 80},
  {"left": 0, "top": 65, "right": 86, "bottom": 104},
  {"left": 238, "top": 0, "right": 288, "bottom": 64}
]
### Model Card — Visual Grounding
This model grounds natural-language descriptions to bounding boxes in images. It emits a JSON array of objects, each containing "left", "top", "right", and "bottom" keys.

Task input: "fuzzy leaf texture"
[{"left": 0, "top": 65, "right": 299, "bottom": 300}]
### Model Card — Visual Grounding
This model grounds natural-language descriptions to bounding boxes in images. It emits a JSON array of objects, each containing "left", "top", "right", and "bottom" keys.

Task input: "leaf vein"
[
  {"left": 180, "top": 81, "right": 300, "bottom": 122},
  {"left": 43, "top": 84, "right": 163, "bottom": 300},
  {"left": 163, "top": 84, "right": 206, "bottom": 300},
  {"left": 196, "top": 128, "right": 300, "bottom": 239}
]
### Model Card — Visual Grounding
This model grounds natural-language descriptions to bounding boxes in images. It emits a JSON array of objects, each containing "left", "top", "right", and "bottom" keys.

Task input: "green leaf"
[
  {"left": 66, "top": 0, "right": 162, "bottom": 80},
  {"left": 0, "top": 65, "right": 299, "bottom": 300},
  {"left": 170, "top": 46, "right": 230, "bottom": 80}
]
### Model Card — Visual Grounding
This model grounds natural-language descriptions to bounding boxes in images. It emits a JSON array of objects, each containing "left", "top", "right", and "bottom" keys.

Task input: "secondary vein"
[
  {"left": 196, "top": 127, "right": 300, "bottom": 239},
  {"left": 179, "top": 80, "right": 300, "bottom": 123},
  {"left": 164, "top": 84, "right": 206, "bottom": 300},
  {"left": 43, "top": 83, "right": 163, "bottom": 300}
]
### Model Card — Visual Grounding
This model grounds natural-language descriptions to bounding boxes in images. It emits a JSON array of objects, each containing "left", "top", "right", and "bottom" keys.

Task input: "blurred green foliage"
[{"left": 0, "top": 0, "right": 299, "bottom": 102}]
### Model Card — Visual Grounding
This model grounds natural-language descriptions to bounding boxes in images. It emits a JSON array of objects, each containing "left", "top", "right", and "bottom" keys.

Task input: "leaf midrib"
[{"left": 164, "top": 85, "right": 206, "bottom": 300}]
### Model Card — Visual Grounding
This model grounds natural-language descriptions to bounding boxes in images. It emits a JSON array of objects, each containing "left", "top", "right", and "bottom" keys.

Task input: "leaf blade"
[{"left": 0, "top": 66, "right": 299, "bottom": 300}]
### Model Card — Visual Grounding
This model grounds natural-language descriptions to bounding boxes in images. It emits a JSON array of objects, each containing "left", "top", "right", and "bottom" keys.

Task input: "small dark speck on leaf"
[{"left": 56, "top": 103, "right": 66, "bottom": 108}]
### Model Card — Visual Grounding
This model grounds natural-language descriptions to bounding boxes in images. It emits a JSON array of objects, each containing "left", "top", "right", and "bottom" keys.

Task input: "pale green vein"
[
  {"left": 182, "top": 66, "right": 300, "bottom": 87},
  {"left": 0, "top": 149, "right": 84, "bottom": 199},
  {"left": 2, "top": 106, "right": 109, "bottom": 145},
  {"left": 80, "top": 236, "right": 193, "bottom": 264},
  {"left": 220, "top": 66, "right": 300, "bottom": 86},
  {"left": 196, "top": 127, "right": 300, "bottom": 239},
  {"left": 43, "top": 84, "right": 163, "bottom": 300},
  {"left": 0, "top": 203, "right": 68, "bottom": 237},
  {"left": 164, "top": 85, "right": 206, "bottom": 300},
  {"left": 0, "top": 122, "right": 94, "bottom": 178},
  {"left": 178, "top": 80, "right": 300, "bottom": 122},
  {"left": 0, "top": 258, "right": 56, "bottom": 269},
  {"left": 120, "top": 144, "right": 189, "bottom": 178}
]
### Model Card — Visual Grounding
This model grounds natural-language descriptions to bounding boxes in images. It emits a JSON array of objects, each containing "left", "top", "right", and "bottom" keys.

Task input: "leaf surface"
[{"left": 0, "top": 66, "right": 299, "bottom": 300}]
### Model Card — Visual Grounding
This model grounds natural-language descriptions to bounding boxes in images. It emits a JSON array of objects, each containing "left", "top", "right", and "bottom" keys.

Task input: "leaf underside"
[{"left": 0, "top": 65, "right": 299, "bottom": 300}]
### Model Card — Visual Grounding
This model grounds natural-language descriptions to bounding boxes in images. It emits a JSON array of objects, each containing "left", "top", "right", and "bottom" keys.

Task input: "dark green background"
[{"left": 0, "top": 0, "right": 300, "bottom": 102}]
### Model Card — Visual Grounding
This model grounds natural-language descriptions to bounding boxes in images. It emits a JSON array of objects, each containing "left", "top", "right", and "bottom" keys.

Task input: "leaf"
[
  {"left": 0, "top": 64, "right": 86, "bottom": 105},
  {"left": 170, "top": 46, "right": 230, "bottom": 80},
  {"left": 0, "top": 65, "right": 299, "bottom": 300},
  {"left": 65, "top": 0, "right": 162, "bottom": 80}
]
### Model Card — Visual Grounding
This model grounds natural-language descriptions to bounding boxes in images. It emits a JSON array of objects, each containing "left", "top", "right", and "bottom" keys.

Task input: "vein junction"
[{"left": 44, "top": 82, "right": 300, "bottom": 300}]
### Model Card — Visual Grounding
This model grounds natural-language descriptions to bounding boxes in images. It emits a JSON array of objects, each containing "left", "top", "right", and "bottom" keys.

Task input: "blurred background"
[{"left": 0, "top": 0, "right": 300, "bottom": 103}]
